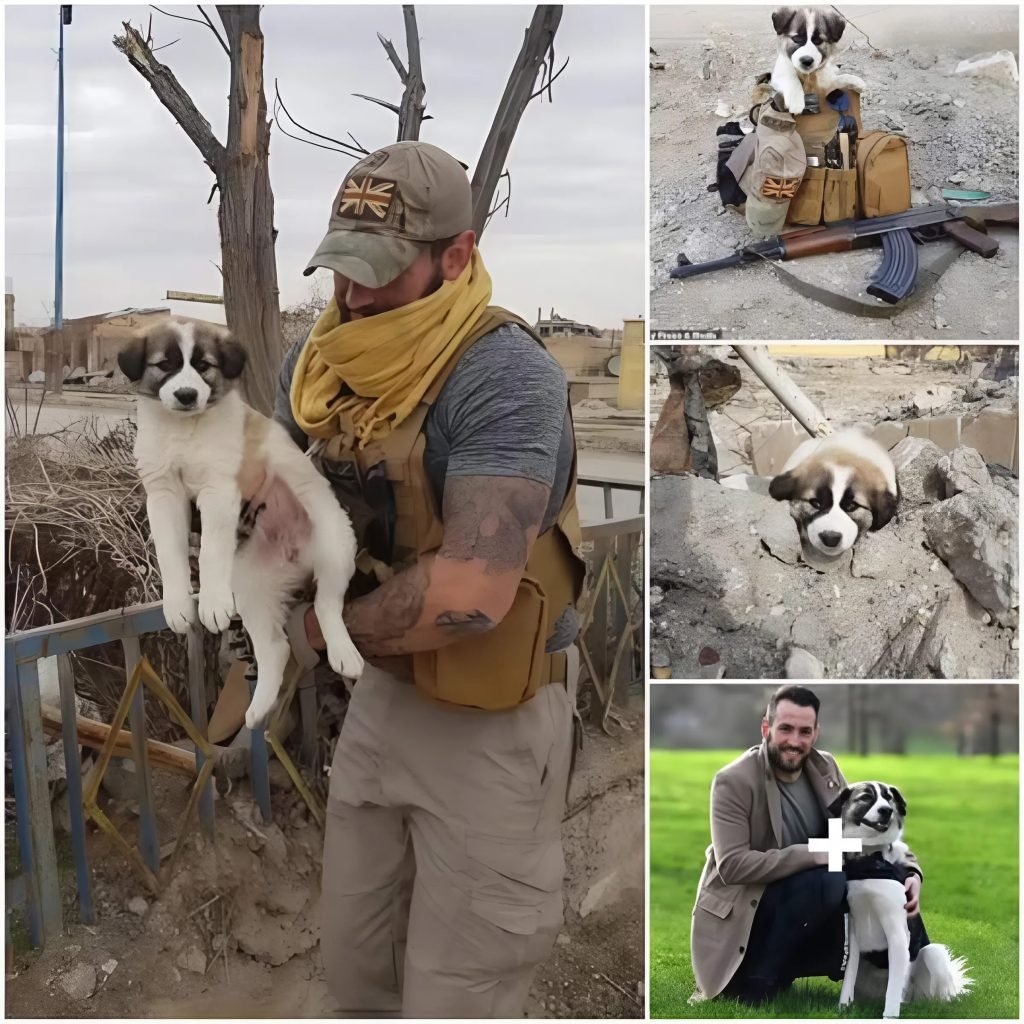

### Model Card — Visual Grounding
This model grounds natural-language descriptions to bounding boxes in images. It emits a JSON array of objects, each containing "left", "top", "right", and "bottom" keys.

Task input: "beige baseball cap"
[{"left": 304, "top": 141, "right": 473, "bottom": 288}]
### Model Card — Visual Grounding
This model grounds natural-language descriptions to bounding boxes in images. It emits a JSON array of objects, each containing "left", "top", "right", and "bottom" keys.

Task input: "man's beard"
[
  {"left": 338, "top": 263, "right": 447, "bottom": 323},
  {"left": 766, "top": 737, "right": 809, "bottom": 773}
]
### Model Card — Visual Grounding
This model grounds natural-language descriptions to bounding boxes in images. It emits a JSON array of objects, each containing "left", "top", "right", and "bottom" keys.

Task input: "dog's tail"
[{"left": 909, "top": 943, "right": 972, "bottom": 1001}]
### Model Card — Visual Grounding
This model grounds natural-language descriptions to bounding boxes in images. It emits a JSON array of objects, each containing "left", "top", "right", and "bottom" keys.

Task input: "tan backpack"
[{"left": 857, "top": 130, "right": 911, "bottom": 218}]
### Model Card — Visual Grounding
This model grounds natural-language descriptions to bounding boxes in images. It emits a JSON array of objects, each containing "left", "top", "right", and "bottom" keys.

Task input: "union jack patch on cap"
[
  {"left": 338, "top": 176, "right": 396, "bottom": 220},
  {"left": 761, "top": 176, "right": 800, "bottom": 201}
]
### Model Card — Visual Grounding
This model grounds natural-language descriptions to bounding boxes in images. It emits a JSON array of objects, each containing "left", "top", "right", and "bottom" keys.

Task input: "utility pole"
[{"left": 49, "top": 4, "right": 72, "bottom": 393}]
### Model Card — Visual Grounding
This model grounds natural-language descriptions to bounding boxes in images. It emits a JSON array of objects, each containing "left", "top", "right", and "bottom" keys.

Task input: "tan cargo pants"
[{"left": 320, "top": 657, "right": 576, "bottom": 1018}]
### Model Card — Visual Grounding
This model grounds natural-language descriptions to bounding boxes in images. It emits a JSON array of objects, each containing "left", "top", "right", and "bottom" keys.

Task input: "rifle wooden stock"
[{"left": 780, "top": 228, "right": 856, "bottom": 259}]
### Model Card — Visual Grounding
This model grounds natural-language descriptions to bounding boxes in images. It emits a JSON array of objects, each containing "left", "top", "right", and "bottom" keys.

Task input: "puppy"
[
  {"left": 118, "top": 317, "right": 364, "bottom": 729},
  {"left": 830, "top": 781, "right": 971, "bottom": 1017},
  {"left": 770, "top": 7, "right": 866, "bottom": 115},
  {"left": 768, "top": 430, "right": 898, "bottom": 561}
]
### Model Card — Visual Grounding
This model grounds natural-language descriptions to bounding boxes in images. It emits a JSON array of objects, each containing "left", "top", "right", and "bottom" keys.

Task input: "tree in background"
[{"left": 115, "top": 4, "right": 566, "bottom": 413}]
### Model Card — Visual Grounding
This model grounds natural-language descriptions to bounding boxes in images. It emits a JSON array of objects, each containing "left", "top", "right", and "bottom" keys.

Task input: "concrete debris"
[
  {"left": 937, "top": 446, "right": 992, "bottom": 497},
  {"left": 651, "top": 474, "right": 1016, "bottom": 679},
  {"left": 924, "top": 486, "right": 1019, "bottom": 624},
  {"left": 28, "top": 370, "right": 45, "bottom": 384},
  {"left": 890, "top": 436, "right": 945, "bottom": 506},
  {"left": 785, "top": 647, "right": 824, "bottom": 679},
  {"left": 954, "top": 50, "right": 1019, "bottom": 85},
  {"left": 100, "top": 959, "right": 118, "bottom": 976},
  {"left": 58, "top": 963, "right": 97, "bottom": 1000}
]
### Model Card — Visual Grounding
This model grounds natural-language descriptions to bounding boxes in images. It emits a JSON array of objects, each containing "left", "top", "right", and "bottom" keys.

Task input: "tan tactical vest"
[{"left": 318, "top": 306, "right": 587, "bottom": 711}]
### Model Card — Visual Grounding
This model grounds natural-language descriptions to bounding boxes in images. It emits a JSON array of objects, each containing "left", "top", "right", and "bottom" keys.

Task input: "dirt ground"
[
  {"left": 5, "top": 708, "right": 644, "bottom": 1020},
  {"left": 650, "top": 4, "right": 1019, "bottom": 339}
]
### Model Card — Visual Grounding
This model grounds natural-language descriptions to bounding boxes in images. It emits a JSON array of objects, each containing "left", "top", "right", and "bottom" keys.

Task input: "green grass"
[{"left": 650, "top": 752, "right": 1019, "bottom": 1018}]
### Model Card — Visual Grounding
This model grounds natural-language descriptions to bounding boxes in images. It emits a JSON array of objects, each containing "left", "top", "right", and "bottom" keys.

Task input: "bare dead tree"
[
  {"left": 113, "top": 6, "right": 282, "bottom": 416},
  {"left": 471, "top": 6, "right": 566, "bottom": 236}
]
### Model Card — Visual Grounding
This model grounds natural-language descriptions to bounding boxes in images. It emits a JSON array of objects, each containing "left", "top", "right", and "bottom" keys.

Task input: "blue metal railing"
[{"left": 4, "top": 600, "right": 272, "bottom": 948}]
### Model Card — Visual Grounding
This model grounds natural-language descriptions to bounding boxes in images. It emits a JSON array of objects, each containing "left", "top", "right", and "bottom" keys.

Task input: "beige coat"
[{"left": 690, "top": 743, "right": 921, "bottom": 999}]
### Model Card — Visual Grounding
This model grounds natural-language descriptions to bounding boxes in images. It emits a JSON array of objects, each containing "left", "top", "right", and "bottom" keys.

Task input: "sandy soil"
[
  {"left": 650, "top": 4, "right": 1019, "bottom": 339},
  {"left": 5, "top": 711, "right": 644, "bottom": 1020}
]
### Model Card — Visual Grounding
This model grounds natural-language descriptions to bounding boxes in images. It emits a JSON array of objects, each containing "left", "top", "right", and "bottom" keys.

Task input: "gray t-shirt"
[
  {"left": 274, "top": 322, "right": 578, "bottom": 648},
  {"left": 777, "top": 772, "right": 826, "bottom": 847}
]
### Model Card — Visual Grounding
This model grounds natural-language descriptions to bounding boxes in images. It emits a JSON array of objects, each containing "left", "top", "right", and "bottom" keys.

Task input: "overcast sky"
[{"left": 4, "top": 4, "right": 645, "bottom": 330}]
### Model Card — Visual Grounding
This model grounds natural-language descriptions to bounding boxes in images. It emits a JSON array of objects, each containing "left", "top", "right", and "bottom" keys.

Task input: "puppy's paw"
[
  {"left": 782, "top": 86, "right": 805, "bottom": 114},
  {"left": 324, "top": 632, "right": 365, "bottom": 681},
  {"left": 832, "top": 73, "right": 866, "bottom": 95},
  {"left": 198, "top": 586, "right": 235, "bottom": 633},
  {"left": 245, "top": 699, "right": 272, "bottom": 733},
  {"left": 163, "top": 590, "right": 196, "bottom": 634}
]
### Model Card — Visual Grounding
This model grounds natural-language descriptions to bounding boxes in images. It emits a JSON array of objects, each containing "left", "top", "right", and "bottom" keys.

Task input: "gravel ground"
[{"left": 650, "top": 4, "right": 1019, "bottom": 339}]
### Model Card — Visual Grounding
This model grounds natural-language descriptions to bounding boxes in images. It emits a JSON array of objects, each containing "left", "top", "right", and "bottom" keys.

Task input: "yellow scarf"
[{"left": 290, "top": 247, "right": 492, "bottom": 446}]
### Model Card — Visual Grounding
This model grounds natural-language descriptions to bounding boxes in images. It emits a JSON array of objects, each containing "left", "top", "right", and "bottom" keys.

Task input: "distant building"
[
  {"left": 35, "top": 307, "right": 221, "bottom": 375},
  {"left": 534, "top": 308, "right": 604, "bottom": 339}
]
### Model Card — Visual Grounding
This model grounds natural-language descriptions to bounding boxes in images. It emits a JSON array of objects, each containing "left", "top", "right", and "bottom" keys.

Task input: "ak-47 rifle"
[{"left": 669, "top": 202, "right": 1018, "bottom": 303}]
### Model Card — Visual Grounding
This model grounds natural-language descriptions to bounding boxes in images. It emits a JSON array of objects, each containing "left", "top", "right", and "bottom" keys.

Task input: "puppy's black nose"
[
  {"left": 799, "top": 56, "right": 815, "bottom": 68},
  {"left": 878, "top": 806, "right": 892, "bottom": 822},
  {"left": 174, "top": 388, "right": 198, "bottom": 407},
  {"left": 820, "top": 531, "right": 843, "bottom": 548}
]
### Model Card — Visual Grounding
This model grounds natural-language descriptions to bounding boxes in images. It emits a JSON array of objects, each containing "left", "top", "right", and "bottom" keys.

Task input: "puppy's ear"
[
  {"left": 217, "top": 333, "right": 247, "bottom": 380},
  {"left": 889, "top": 786, "right": 907, "bottom": 819},
  {"left": 827, "top": 787, "right": 852, "bottom": 818},
  {"left": 870, "top": 488, "right": 899, "bottom": 531},
  {"left": 819, "top": 10, "right": 847, "bottom": 43},
  {"left": 768, "top": 470, "right": 798, "bottom": 501},
  {"left": 117, "top": 333, "right": 148, "bottom": 382},
  {"left": 772, "top": 7, "right": 797, "bottom": 35}
]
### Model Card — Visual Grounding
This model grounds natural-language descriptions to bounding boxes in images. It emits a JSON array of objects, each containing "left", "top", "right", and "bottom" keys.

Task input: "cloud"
[{"left": 4, "top": 4, "right": 645, "bottom": 331}]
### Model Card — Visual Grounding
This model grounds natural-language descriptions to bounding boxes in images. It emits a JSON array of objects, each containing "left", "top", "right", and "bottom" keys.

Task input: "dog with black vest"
[{"left": 830, "top": 781, "right": 972, "bottom": 1017}]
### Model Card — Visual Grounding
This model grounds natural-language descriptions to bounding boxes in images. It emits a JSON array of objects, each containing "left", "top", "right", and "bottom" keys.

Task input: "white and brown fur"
[
  {"left": 829, "top": 781, "right": 971, "bottom": 1017},
  {"left": 770, "top": 7, "right": 866, "bottom": 115},
  {"left": 118, "top": 317, "right": 363, "bottom": 729},
  {"left": 768, "top": 430, "right": 899, "bottom": 560}
]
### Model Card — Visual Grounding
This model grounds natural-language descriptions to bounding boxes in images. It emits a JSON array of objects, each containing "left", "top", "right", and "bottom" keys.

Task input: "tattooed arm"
[{"left": 304, "top": 475, "right": 551, "bottom": 658}]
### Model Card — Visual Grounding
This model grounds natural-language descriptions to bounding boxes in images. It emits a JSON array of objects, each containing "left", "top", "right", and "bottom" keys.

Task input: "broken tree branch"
[
  {"left": 273, "top": 78, "right": 368, "bottom": 158},
  {"left": 196, "top": 5, "right": 231, "bottom": 56},
  {"left": 353, "top": 92, "right": 401, "bottom": 115},
  {"left": 113, "top": 20, "right": 226, "bottom": 174},
  {"left": 396, "top": 5, "right": 425, "bottom": 140},
  {"left": 471, "top": 5, "right": 564, "bottom": 237}
]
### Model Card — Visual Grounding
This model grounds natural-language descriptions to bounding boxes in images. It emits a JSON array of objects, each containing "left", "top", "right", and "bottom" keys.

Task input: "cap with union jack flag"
[{"left": 304, "top": 141, "right": 473, "bottom": 288}]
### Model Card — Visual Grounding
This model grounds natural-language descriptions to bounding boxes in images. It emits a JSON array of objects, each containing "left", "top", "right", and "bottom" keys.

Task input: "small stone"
[
  {"left": 127, "top": 896, "right": 148, "bottom": 917},
  {"left": 785, "top": 647, "right": 825, "bottom": 679},
  {"left": 176, "top": 946, "right": 207, "bottom": 974},
  {"left": 58, "top": 963, "right": 96, "bottom": 1000},
  {"left": 934, "top": 313, "right": 950, "bottom": 330},
  {"left": 556, "top": 933, "right": 571, "bottom": 946},
  {"left": 100, "top": 959, "right": 118, "bottom": 975},
  {"left": 954, "top": 97, "right": 967, "bottom": 108}
]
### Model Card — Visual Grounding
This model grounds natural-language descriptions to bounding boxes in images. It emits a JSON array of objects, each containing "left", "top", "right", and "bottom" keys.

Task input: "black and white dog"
[
  {"left": 829, "top": 782, "right": 971, "bottom": 1018},
  {"left": 119, "top": 317, "right": 364, "bottom": 729},
  {"left": 770, "top": 7, "right": 866, "bottom": 115},
  {"left": 767, "top": 430, "right": 899, "bottom": 562}
]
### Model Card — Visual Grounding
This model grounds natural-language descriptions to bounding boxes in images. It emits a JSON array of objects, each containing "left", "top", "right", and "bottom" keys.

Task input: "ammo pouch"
[{"left": 785, "top": 89, "right": 912, "bottom": 225}]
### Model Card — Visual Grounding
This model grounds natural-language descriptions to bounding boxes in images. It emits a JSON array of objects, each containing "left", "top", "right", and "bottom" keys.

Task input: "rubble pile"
[{"left": 650, "top": 442, "right": 1018, "bottom": 679}]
